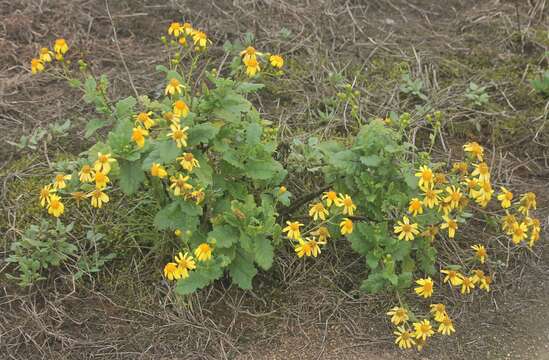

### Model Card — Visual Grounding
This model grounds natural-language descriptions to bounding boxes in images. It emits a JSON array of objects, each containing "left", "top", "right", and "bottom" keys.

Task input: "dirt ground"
[{"left": 1, "top": 0, "right": 548, "bottom": 359}]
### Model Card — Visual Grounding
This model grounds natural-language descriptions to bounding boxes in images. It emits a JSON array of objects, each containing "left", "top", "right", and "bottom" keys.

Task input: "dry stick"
[{"left": 105, "top": 0, "right": 139, "bottom": 99}]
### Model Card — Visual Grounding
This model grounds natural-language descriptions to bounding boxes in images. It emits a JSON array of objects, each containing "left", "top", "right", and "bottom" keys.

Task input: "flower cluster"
[
  {"left": 239, "top": 46, "right": 284, "bottom": 77},
  {"left": 163, "top": 242, "right": 213, "bottom": 281},
  {"left": 284, "top": 191, "right": 356, "bottom": 258},
  {"left": 167, "top": 21, "right": 211, "bottom": 50},
  {"left": 31, "top": 38, "right": 69, "bottom": 74}
]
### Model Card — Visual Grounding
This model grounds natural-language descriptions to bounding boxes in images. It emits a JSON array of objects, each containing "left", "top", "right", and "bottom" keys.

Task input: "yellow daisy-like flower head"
[
  {"left": 415, "top": 165, "right": 434, "bottom": 189},
  {"left": 440, "top": 215, "right": 458, "bottom": 238},
  {"left": 169, "top": 174, "right": 193, "bottom": 196},
  {"left": 131, "top": 126, "right": 149, "bottom": 148},
  {"left": 471, "top": 244, "right": 487, "bottom": 264},
  {"left": 463, "top": 142, "right": 484, "bottom": 162},
  {"left": 182, "top": 22, "right": 194, "bottom": 35},
  {"left": 54, "top": 38, "right": 69, "bottom": 55},
  {"left": 336, "top": 194, "right": 357, "bottom": 215},
  {"left": 79, "top": 164, "right": 94, "bottom": 183},
  {"left": 163, "top": 262, "right": 182, "bottom": 281},
  {"left": 269, "top": 54, "right": 284, "bottom": 68},
  {"left": 311, "top": 226, "right": 331, "bottom": 243},
  {"left": 150, "top": 163, "right": 168, "bottom": 178},
  {"left": 192, "top": 30, "right": 210, "bottom": 48},
  {"left": 53, "top": 173, "right": 71, "bottom": 190},
  {"left": 394, "top": 326, "right": 416, "bottom": 349},
  {"left": 39, "top": 184, "right": 55, "bottom": 207},
  {"left": 414, "top": 277, "right": 434, "bottom": 298},
  {"left": 497, "top": 186, "right": 513, "bottom": 209},
  {"left": 94, "top": 170, "right": 110, "bottom": 189},
  {"left": 88, "top": 189, "right": 109, "bottom": 208},
  {"left": 408, "top": 198, "right": 423, "bottom": 216},
  {"left": 165, "top": 78, "right": 184, "bottom": 96},
  {"left": 283, "top": 221, "right": 303, "bottom": 240},
  {"left": 471, "top": 162, "right": 490, "bottom": 182},
  {"left": 413, "top": 319, "right": 435, "bottom": 341},
  {"left": 518, "top": 192, "right": 537, "bottom": 215},
  {"left": 393, "top": 215, "right": 419, "bottom": 241},
  {"left": 240, "top": 46, "right": 261, "bottom": 61},
  {"left": 174, "top": 252, "right": 197, "bottom": 278},
  {"left": 322, "top": 190, "right": 338, "bottom": 207},
  {"left": 452, "top": 161, "right": 469, "bottom": 176},
  {"left": 31, "top": 58, "right": 45, "bottom": 74},
  {"left": 244, "top": 57, "right": 260, "bottom": 77},
  {"left": 441, "top": 269, "right": 463, "bottom": 286},
  {"left": 480, "top": 275, "right": 492, "bottom": 291},
  {"left": 422, "top": 185, "right": 442, "bottom": 209},
  {"left": 173, "top": 100, "right": 190, "bottom": 118},
  {"left": 134, "top": 112, "right": 155, "bottom": 129},
  {"left": 194, "top": 243, "right": 213, "bottom": 261},
  {"left": 460, "top": 276, "right": 475, "bottom": 294},
  {"left": 294, "top": 237, "right": 322, "bottom": 258},
  {"left": 47, "top": 194, "right": 64, "bottom": 217},
  {"left": 167, "top": 124, "right": 189, "bottom": 148},
  {"left": 39, "top": 47, "right": 54, "bottom": 63},
  {"left": 168, "top": 22, "right": 182, "bottom": 37},
  {"left": 339, "top": 218, "right": 354, "bottom": 235},
  {"left": 444, "top": 185, "right": 462, "bottom": 209},
  {"left": 511, "top": 222, "right": 528, "bottom": 244},
  {"left": 387, "top": 306, "right": 409, "bottom": 325},
  {"left": 177, "top": 152, "right": 200, "bottom": 172},
  {"left": 437, "top": 315, "right": 455, "bottom": 336},
  {"left": 309, "top": 202, "right": 329, "bottom": 221},
  {"left": 430, "top": 303, "right": 447, "bottom": 322},
  {"left": 94, "top": 152, "right": 116, "bottom": 174}
]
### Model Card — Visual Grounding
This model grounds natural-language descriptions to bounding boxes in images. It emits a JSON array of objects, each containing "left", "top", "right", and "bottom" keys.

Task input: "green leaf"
[
  {"left": 208, "top": 224, "right": 239, "bottom": 248},
  {"left": 85, "top": 118, "right": 110, "bottom": 138},
  {"left": 193, "top": 152, "right": 213, "bottom": 186},
  {"left": 360, "top": 155, "right": 381, "bottom": 167},
  {"left": 115, "top": 97, "right": 136, "bottom": 121},
  {"left": 254, "top": 236, "right": 273, "bottom": 270},
  {"left": 246, "top": 122, "right": 262, "bottom": 145},
  {"left": 245, "top": 158, "right": 284, "bottom": 180},
  {"left": 228, "top": 250, "right": 257, "bottom": 289},
  {"left": 118, "top": 159, "right": 145, "bottom": 195},
  {"left": 188, "top": 123, "right": 219, "bottom": 146},
  {"left": 154, "top": 200, "right": 202, "bottom": 231},
  {"left": 236, "top": 82, "right": 265, "bottom": 93},
  {"left": 366, "top": 253, "right": 379, "bottom": 270},
  {"left": 175, "top": 263, "right": 223, "bottom": 295},
  {"left": 83, "top": 77, "right": 98, "bottom": 104},
  {"left": 360, "top": 272, "right": 386, "bottom": 293},
  {"left": 158, "top": 140, "right": 181, "bottom": 163}
]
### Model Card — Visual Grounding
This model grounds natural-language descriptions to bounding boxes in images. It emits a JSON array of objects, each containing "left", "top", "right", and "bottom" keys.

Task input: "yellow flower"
[
  {"left": 511, "top": 222, "right": 528, "bottom": 244},
  {"left": 89, "top": 189, "right": 109, "bottom": 208},
  {"left": 94, "top": 153, "right": 116, "bottom": 174},
  {"left": 408, "top": 198, "right": 423, "bottom": 216},
  {"left": 322, "top": 191, "right": 338, "bottom": 207},
  {"left": 518, "top": 192, "right": 537, "bottom": 215},
  {"left": 39, "top": 184, "right": 54, "bottom": 207},
  {"left": 150, "top": 163, "right": 168, "bottom": 178},
  {"left": 413, "top": 319, "right": 435, "bottom": 341},
  {"left": 134, "top": 112, "right": 155, "bottom": 129},
  {"left": 501, "top": 211, "right": 517, "bottom": 235},
  {"left": 460, "top": 276, "right": 475, "bottom": 294},
  {"left": 165, "top": 78, "right": 184, "bottom": 96},
  {"left": 31, "top": 58, "right": 45, "bottom": 74},
  {"left": 479, "top": 275, "right": 492, "bottom": 291},
  {"left": 188, "top": 188, "right": 205, "bottom": 204},
  {"left": 174, "top": 252, "right": 196, "bottom": 278},
  {"left": 178, "top": 36, "right": 187, "bottom": 46},
  {"left": 441, "top": 269, "right": 463, "bottom": 286},
  {"left": 269, "top": 54, "right": 284, "bottom": 68},
  {"left": 283, "top": 221, "right": 303, "bottom": 240},
  {"left": 311, "top": 226, "right": 331, "bottom": 243},
  {"left": 71, "top": 191, "right": 86, "bottom": 205},
  {"left": 173, "top": 100, "right": 190, "bottom": 118},
  {"left": 244, "top": 57, "right": 260, "bottom": 77},
  {"left": 452, "top": 161, "right": 468, "bottom": 176},
  {"left": 47, "top": 194, "right": 64, "bottom": 217},
  {"left": 471, "top": 244, "right": 487, "bottom": 264},
  {"left": 131, "top": 126, "right": 149, "bottom": 148},
  {"left": 336, "top": 194, "right": 357, "bottom": 215},
  {"left": 463, "top": 177, "right": 479, "bottom": 197},
  {"left": 174, "top": 229, "right": 182, "bottom": 236},
  {"left": 415, "top": 165, "right": 434, "bottom": 189},
  {"left": 430, "top": 304, "right": 447, "bottom": 322},
  {"left": 167, "top": 124, "right": 189, "bottom": 148},
  {"left": 437, "top": 316, "right": 455, "bottom": 336},
  {"left": 54, "top": 38, "right": 69, "bottom": 55},
  {"left": 177, "top": 152, "right": 200, "bottom": 172},
  {"left": 394, "top": 326, "right": 416, "bottom": 349},
  {"left": 94, "top": 171, "right": 110, "bottom": 189},
  {"left": 169, "top": 174, "right": 193, "bottom": 196},
  {"left": 387, "top": 307, "right": 409, "bottom": 325},
  {"left": 393, "top": 215, "right": 419, "bottom": 241},
  {"left": 194, "top": 243, "right": 213, "bottom": 261},
  {"left": 309, "top": 202, "right": 329, "bottom": 221},
  {"left": 440, "top": 215, "right": 458, "bottom": 238},
  {"left": 240, "top": 46, "right": 261, "bottom": 62},
  {"left": 434, "top": 172, "right": 448, "bottom": 185},
  {"left": 168, "top": 22, "right": 182, "bottom": 37},
  {"left": 421, "top": 225, "right": 439, "bottom": 241},
  {"left": 414, "top": 277, "right": 434, "bottom": 298},
  {"left": 422, "top": 185, "right": 442, "bottom": 208},
  {"left": 79, "top": 164, "right": 93, "bottom": 182},
  {"left": 463, "top": 142, "right": 484, "bottom": 162},
  {"left": 192, "top": 31, "right": 210, "bottom": 48},
  {"left": 53, "top": 173, "right": 71, "bottom": 190},
  {"left": 340, "top": 218, "right": 354, "bottom": 235},
  {"left": 163, "top": 262, "right": 182, "bottom": 280},
  {"left": 39, "top": 48, "right": 54, "bottom": 62},
  {"left": 444, "top": 186, "right": 462, "bottom": 209},
  {"left": 471, "top": 269, "right": 485, "bottom": 284},
  {"left": 294, "top": 237, "right": 322, "bottom": 258},
  {"left": 471, "top": 180, "right": 493, "bottom": 207},
  {"left": 279, "top": 186, "right": 287, "bottom": 193},
  {"left": 496, "top": 186, "right": 513, "bottom": 208},
  {"left": 471, "top": 162, "right": 490, "bottom": 182},
  {"left": 182, "top": 22, "right": 194, "bottom": 35}
]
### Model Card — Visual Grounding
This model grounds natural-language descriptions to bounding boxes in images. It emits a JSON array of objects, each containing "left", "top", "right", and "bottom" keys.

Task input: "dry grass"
[{"left": 1, "top": 0, "right": 548, "bottom": 359}]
